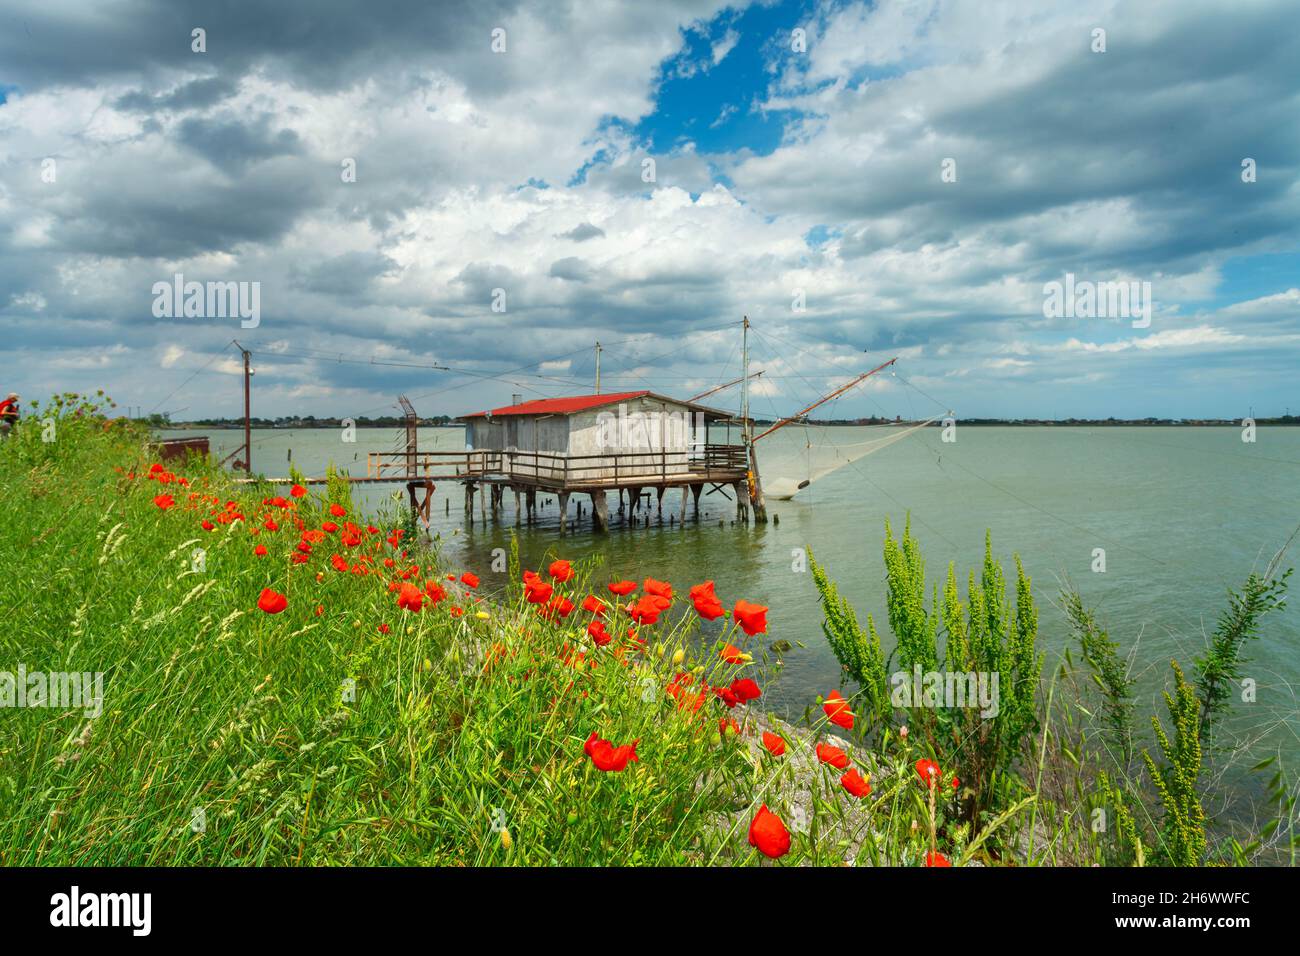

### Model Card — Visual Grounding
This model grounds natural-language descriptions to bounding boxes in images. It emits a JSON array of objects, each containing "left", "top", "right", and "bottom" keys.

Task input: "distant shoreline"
[{"left": 158, "top": 416, "right": 1299, "bottom": 429}]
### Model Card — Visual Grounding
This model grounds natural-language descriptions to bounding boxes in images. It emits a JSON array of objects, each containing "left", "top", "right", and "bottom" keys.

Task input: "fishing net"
[{"left": 762, "top": 417, "right": 941, "bottom": 500}]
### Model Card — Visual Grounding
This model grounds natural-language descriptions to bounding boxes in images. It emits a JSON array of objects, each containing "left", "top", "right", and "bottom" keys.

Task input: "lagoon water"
[{"left": 164, "top": 424, "right": 1300, "bottom": 784}]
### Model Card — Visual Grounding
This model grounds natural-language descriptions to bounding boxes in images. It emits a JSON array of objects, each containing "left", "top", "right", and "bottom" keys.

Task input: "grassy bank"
[{"left": 1, "top": 396, "right": 1293, "bottom": 866}]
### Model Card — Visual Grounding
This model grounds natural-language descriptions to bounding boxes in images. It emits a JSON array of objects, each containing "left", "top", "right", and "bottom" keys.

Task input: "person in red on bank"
[{"left": 0, "top": 393, "right": 19, "bottom": 438}]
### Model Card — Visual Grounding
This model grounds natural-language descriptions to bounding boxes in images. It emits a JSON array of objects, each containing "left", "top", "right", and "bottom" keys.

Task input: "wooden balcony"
[{"left": 365, "top": 443, "right": 748, "bottom": 491}]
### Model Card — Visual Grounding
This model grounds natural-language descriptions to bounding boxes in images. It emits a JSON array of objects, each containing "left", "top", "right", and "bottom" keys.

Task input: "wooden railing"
[{"left": 366, "top": 444, "right": 748, "bottom": 488}]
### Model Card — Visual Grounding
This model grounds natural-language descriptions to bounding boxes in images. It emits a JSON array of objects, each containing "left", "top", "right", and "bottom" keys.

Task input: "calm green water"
[{"left": 164, "top": 425, "right": 1300, "bottom": 778}]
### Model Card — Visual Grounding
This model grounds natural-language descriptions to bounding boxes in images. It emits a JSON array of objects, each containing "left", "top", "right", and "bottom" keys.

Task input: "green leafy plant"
[
  {"left": 812, "top": 519, "right": 1043, "bottom": 834},
  {"left": 808, "top": 548, "right": 889, "bottom": 734},
  {"left": 1193, "top": 567, "right": 1291, "bottom": 741},
  {"left": 1061, "top": 589, "right": 1134, "bottom": 764},
  {"left": 1142, "top": 661, "right": 1206, "bottom": 867}
]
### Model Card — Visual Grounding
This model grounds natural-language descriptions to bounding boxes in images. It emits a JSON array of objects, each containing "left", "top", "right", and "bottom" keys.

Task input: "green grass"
[{"left": 1, "top": 397, "right": 1004, "bottom": 866}]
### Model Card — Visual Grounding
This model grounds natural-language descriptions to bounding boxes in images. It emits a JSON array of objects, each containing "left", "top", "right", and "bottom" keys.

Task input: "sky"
[{"left": 1, "top": 0, "right": 1297, "bottom": 423}]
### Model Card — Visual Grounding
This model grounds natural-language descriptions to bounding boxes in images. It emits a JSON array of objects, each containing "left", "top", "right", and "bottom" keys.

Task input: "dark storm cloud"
[
  {"left": 2, "top": 0, "right": 523, "bottom": 94},
  {"left": 176, "top": 113, "right": 303, "bottom": 175},
  {"left": 291, "top": 251, "right": 400, "bottom": 301},
  {"left": 44, "top": 162, "right": 321, "bottom": 259},
  {"left": 114, "top": 75, "right": 240, "bottom": 113},
  {"left": 556, "top": 222, "right": 605, "bottom": 241},
  {"left": 548, "top": 256, "right": 590, "bottom": 281}
]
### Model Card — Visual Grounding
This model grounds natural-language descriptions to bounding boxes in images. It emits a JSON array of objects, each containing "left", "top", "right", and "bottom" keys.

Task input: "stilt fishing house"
[{"left": 446, "top": 390, "right": 751, "bottom": 531}]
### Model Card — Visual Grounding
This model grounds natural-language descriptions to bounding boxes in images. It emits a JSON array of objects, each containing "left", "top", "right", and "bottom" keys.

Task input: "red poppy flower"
[
  {"left": 761, "top": 731, "right": 786, "bottom": 756},
  {"left": 733, "top": 600, "right": 768, "bottom": 636},
  {"left": 397, "top": 582, "right": 425, "bottom": 612},
  {"left": 587, "top": 620, "right": 611, "bottom": 646},
  {"left": 544, "top": 595, "right": 575, "bottom": 619},
  {"left": 915, "top": 758, "right": 941, "bottom": 789},
  {"left": 548, "top": 559, "right": 574, "bottom": 582},
  {"left": 689, "top": 581, "right": 717, "bottom": 602},
  {"left": 823, "top": 689, "right": 855, "bottom": 730},
  {"left": 925, "top": 851, "right": 952, "bottom": 867},
  {"left": 730, "top": 678, "right": 762, "bottom": 704},
  {"left": 290, "top": 484, "right": 307, "bottom": 498},
  {"left": 693, "top": 597, "right": 725, "bottom": 620},
  {"left": 748, "top": 805, "right": 791, "bottom": 859},
  {"left": 816, "top": 742, "right": 850, "bottom": 769},
  {"left": 257, "top": 588, "right": 288, "bottom": 614},
  {"left": 329, "top": 503, "right": 346, "bottom": 517},
  {"left": 643, "top": 578, "right": 673, "bottom": 600},
  {"left": 425, "top": 581, "right": 448, "bottom": 605},
  {"left": 630, "top": 595, "right": 664, "bottom": 625},
  {"left": 608, "top": 580, "right": 636, "bottom": 596},
  {"left": 581, "top": 594, "right": 606, "bottom": 615},
  {"left": 153, "top": 494, "right": 175, "bottom": 510},
  {"left": 461, "top": 572, "right": 480, "bottom": 589},
  {"left": 263, "top": 518, "right": 279, "bottom": 531},
  {"left": 713, "top": 685, "right": 740, "bottom": 708},
  {"left": 201, "top": 519, "right": 215, "bottom": 531},
  {"left": 378, "top": 623, "right": 390, "bottom": 634},
  {"left": 321, "top": 521, "right": 338, "bottom": 533},
  {"left": 584, "top": 732, "right": 639, "bottom": 772},
  {"left": 719, "top": 643, "right": 747, "bottom": 665},
  {"left": 690, "top": 582, "right": 725, "bottom": 620},
  {"left": 840, "top": 768, "right": 871, "bottom": 798},
  {"left": 253, "top": 544, "right": 268, "bottom": 557},
  {"left": 951, "top": 775, "right": 960, "bottom": 791},
  {"left": 525, "top": 580, "right": 553, "bottom": 604},
  {"left": 314, "top": 605, "right": 324, "bottom": 617}
]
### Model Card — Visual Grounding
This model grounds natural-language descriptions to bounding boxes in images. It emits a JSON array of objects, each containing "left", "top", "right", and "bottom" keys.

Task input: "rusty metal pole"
[{"left": 232, "top": 342, "right": 252, "bottom": 474}]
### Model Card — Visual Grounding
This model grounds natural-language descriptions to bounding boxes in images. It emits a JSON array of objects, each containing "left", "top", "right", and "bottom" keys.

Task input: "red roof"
[{"left": 462, "top": 391, "right": 651, "bottom": 418}]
